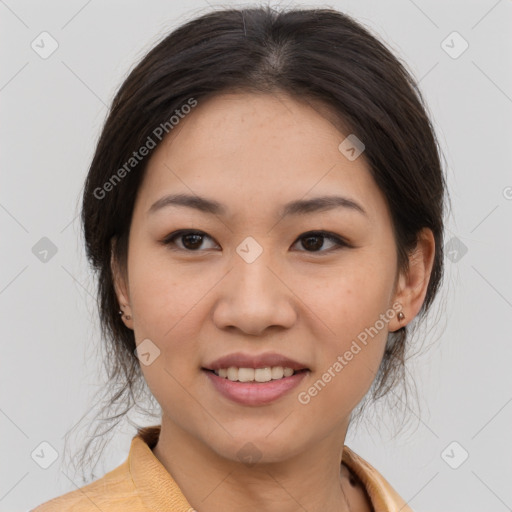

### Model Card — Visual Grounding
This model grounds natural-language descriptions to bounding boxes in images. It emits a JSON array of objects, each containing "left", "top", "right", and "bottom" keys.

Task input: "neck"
[{"left": 152, "top": 415, "right": 355, "bottom": 512}]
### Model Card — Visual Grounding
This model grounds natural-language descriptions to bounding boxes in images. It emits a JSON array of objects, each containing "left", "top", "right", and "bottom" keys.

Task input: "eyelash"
[{"left": 161, "top": 230, "right": 352, "bottom": 254}]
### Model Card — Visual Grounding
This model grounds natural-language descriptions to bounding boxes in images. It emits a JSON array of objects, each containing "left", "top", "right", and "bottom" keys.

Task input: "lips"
[{"left": 202, "top": 352, "right": 309, "bottom": 372}]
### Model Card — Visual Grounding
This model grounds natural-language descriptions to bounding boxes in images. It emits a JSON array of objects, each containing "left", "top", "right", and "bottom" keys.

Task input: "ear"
[
  {"left": 389, "top": 227, "right": 436, "bottom": 332},
  {"left": 110, "top": 237, "right": 134, "bottom": 330}
]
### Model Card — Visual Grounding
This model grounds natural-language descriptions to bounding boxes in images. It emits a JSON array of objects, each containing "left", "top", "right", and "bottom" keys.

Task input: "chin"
[{"left": 204, "top": 429, "right": 305, "bottom": 466}]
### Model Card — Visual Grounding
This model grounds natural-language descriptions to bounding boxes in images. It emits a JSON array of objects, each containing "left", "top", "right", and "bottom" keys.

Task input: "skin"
[{"left": 112, "top": 92, "right": 435, "bottom": 512}]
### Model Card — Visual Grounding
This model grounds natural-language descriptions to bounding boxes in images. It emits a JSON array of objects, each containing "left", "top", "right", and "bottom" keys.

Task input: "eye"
[
  {"left": 162, "top": 230, "right": 219, "bottom": 251},
  {"left": 162, "top": 229, "right": 351, "bottom": 253},
  {"left": 291, "top": 230, "right": 351, "bottom": 253}
]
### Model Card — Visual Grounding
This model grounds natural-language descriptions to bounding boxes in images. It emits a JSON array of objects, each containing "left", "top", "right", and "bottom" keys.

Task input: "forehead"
[{"left": 135, "top": 92, "right": 387, "bottom": 222}]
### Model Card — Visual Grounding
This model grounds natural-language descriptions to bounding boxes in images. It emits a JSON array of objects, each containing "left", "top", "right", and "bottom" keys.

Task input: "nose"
[{"left": 212, "top": 251, "right": 297, "bottom": 336}]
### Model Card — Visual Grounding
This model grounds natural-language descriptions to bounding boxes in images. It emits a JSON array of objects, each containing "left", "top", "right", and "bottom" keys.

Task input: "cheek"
[
  {"left": 129, "top": 258, "right": 205, "bottom": 415},
  {"left": 127, "top": 244, "right": 200, "bottom": 333},
  {"left": 126, "top": 248, "right": 208, "bottom": 387},
  {"left": 296, "top": 256, "right": 395, "bottom": 404},
  {"left": 302, "top": 255, "right": 396, "bottom": 342},
  {"left": 297, "top": 280, "right": 391, "bottom": 417}
]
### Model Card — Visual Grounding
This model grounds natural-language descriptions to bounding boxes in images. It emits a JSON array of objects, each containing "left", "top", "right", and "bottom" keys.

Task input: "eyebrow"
[{"left": 147, "top": 193, "right": 367, "bottom": 218}]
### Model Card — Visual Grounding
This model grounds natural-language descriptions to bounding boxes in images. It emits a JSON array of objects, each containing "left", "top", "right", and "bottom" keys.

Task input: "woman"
[{"left": 33, "top": 5, "right": 446, "bottom": 511}]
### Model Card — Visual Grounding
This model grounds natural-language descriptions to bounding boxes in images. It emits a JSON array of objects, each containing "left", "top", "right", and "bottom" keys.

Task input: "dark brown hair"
[{"left": 70, "top": 5, "right": 448, "bottom": 481}]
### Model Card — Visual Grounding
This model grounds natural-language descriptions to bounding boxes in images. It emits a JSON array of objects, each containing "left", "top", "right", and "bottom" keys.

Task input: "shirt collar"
[
  {"left": 128, "top": 424, "right": 410, "bottom": 512},
  {"left": 129, "top": 425, "right": 195, "bottom": 511}
]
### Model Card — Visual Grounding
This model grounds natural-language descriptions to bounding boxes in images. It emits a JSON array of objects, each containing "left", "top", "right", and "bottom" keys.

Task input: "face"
[{"left": 113, "top": 92, "right": 413, "bottom": 463}]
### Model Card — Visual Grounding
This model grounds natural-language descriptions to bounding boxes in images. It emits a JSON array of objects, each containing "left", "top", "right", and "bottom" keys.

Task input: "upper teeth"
[{"left": 214, "top": 366, "right": 296, "bottom": 382}]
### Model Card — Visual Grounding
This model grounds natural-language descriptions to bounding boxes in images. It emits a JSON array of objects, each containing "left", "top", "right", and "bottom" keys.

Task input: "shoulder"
[{"left": 31, "top": 460, "right": 146, "bottom": 512}]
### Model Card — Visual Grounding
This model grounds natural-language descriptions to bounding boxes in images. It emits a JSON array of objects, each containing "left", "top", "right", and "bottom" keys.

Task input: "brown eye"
[
  {"left": 163, "top": 230, "right": 218, "bottom": 251},
  {"left": 180, "top": 233, "right": 204, "bottom": 250},
  {"left": 300, "top": 234, "right": 325, "bottom": 251},
  {"left": 293, "top": 231, "right": 350, "bottom": 253},
  {"left": 162, "top": 229, "right": 351, "bottom": 253}
]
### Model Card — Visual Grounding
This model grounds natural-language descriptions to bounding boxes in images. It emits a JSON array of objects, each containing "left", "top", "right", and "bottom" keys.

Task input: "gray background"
[{"left": 1, "top": 0, "right": 511, "bottom": 511}]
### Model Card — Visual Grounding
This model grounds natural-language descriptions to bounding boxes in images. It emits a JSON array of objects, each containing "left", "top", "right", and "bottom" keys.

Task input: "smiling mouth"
[{"left": 202, "top": 367, "right": 309, "bottom": 383}]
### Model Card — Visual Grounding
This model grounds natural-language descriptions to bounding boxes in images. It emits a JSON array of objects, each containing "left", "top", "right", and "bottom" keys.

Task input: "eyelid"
[{"left": 161, "top": 229, "right": 353, "bottom": 253}]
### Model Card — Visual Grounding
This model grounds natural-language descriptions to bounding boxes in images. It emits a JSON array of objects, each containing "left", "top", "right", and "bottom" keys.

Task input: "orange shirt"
[{"left": 32, "top": 425, "right": 412, "bottom": 511}]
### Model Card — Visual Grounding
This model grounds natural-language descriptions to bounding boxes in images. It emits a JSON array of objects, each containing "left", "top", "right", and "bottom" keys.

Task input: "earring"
[
  {"left": 397, "top": 311, "right": 405, "bottom": 323},
  {"left": 118, "top": 307, "right": 132, "bottom": 321}
]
